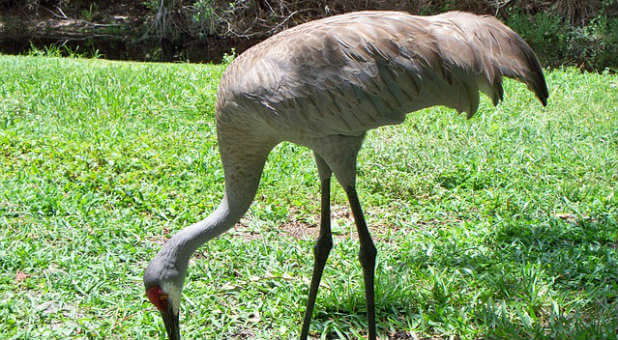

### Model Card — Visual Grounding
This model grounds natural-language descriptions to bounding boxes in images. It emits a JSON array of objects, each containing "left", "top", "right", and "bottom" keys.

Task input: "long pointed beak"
[{"left": 160, "top": 306, "right": 180, "bottom": 340}]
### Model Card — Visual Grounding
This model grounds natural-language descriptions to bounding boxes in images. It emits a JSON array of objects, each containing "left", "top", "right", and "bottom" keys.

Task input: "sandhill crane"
[{"left": 143, "top": 11, "right": 548, "bottom": 340}]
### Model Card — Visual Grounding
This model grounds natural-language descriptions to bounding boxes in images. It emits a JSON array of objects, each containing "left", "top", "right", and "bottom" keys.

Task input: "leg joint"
[
  {"left": 313, "top": 235, "right": 333, "bottom": 259},
  {"left": 358, "top": 242, "right": 377, "bottom": 267}
]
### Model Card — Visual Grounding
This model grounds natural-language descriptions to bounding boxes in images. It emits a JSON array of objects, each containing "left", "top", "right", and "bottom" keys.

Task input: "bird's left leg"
[{"left": 300, "top": 153, "right": 333, "bottom": 339}]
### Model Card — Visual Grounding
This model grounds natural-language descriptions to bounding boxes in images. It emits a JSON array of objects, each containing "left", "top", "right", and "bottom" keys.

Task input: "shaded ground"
[
  {"left": 1, "top": 1, "right": 616, "bottom": 68},
  {"left": 0, "top": 2, "right": 257, "bottom": 62}
]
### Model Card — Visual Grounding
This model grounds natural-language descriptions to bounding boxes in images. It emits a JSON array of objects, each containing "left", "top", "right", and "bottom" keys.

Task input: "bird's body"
[
  {"left": 217, "top": 11, "right": 546, "bottom": 139},
  {"left": 144, "top": 10, "right": 548, "bottom": 340}
]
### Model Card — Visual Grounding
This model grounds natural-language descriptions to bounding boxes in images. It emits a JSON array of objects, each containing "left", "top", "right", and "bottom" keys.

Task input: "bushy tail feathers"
[{"left": 431, "top": 12, "right": 549, "bottom": 114}]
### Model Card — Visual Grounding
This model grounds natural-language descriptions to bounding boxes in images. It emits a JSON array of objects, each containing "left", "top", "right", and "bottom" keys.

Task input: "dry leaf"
[{"left": 16, "top": 271, "right": 29, "bottom": 282}]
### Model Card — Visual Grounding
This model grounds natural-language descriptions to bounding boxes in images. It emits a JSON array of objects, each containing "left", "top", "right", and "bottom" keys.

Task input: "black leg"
[
  {"left": 345, "top": 186, "right": 377, "bottom": 340},
  {"left": 300, "top": 175, "right": 333, "bottom": 339}
]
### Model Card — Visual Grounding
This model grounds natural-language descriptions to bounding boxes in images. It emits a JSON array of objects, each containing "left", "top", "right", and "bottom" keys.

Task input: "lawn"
[{"left": 0, "top": 54, "right": 616, "bottom": 339}]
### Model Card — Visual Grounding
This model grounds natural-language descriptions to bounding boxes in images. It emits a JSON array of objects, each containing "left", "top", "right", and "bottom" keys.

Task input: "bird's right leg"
[
  {"left": 344, "top": 185, "right": 377, "bottom": 340},
  {"left": 318, "top": 134, "right": 376, "bottom": 340},
  {"left": 300, "top": 154, "right": 333, "bottom": 340}
]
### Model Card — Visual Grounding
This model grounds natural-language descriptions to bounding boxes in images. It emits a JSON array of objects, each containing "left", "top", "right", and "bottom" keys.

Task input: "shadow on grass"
[
  {"left": 475, "top": 215, "right": 618, "bottom": 339},
  {"left": 310, "top": 215, "right": 617, "bottom": 339}
]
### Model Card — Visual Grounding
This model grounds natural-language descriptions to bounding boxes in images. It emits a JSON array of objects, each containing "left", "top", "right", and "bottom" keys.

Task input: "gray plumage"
[{"left": 144, "top": 10, "right": 548, "bottom": 340}]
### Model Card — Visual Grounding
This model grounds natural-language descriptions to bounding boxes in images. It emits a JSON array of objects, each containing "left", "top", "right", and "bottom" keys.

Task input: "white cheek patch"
[{"left": 161, "top": 281, "right": 182, "bottom": 314}]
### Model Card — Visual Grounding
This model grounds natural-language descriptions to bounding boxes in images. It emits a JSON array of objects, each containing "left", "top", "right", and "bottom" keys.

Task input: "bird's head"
[{"left": 143, "top": 249, "right": 188, "bottom": 340}]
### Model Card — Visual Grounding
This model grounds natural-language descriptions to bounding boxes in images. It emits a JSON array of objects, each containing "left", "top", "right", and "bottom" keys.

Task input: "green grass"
[{"left": 0, "top": 54, "right": 617, "bottom": 339}]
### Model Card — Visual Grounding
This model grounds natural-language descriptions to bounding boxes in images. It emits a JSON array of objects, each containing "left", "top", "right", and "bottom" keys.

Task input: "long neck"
[
  {"left": 168, "top": 188, "right": 259, "bottom": 274},
  {"left": 161, "top": 140, "right": 273, "bottom": 276},
  {"left": 174, "top": 193, "right": 242, "bottom": 261}
]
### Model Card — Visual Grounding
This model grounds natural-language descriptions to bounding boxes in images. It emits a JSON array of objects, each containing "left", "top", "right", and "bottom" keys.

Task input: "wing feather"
[{"left": 217, "top": 11, "right": 548, "bottom": 137}]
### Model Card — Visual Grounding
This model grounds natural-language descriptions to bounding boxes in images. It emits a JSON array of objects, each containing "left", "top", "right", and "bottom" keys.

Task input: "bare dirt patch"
[
  {"left": 145, "top": 227, "right": 172, "bottom": 245},
  {"left": 231, "top": 204, "right": 417, "bottom": 244}
]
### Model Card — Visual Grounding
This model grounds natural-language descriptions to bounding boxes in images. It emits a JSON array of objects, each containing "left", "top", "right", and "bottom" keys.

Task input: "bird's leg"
[
  {"left": 345, "top": 186, "right": 377, "bottom": 340},
  {"left": 300, "top": 155, "right": 333, "bottom": 339}
]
